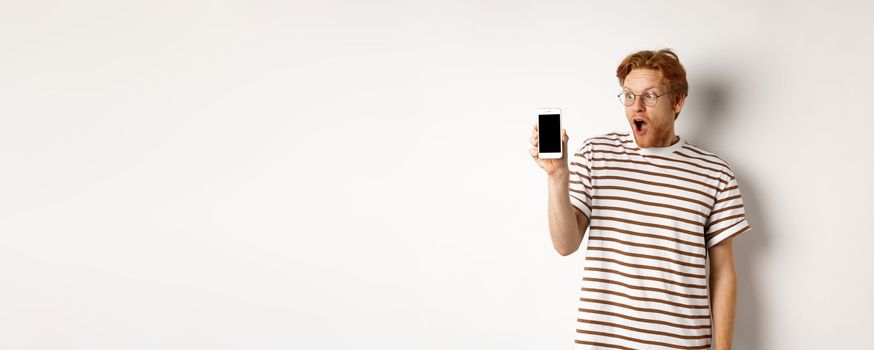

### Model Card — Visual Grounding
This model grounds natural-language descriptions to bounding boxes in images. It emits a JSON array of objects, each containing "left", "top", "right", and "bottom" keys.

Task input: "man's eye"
[
  {"left": 644, "top": 92, "right": 657, "bottom": 99},
  {"left": 624, "top": 92, "right": 635, "bottom": 99}
]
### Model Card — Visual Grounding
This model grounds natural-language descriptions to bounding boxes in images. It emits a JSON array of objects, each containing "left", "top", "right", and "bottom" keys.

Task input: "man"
[{"left": 528, "top": 49, "right": 750, "bottom": 350}]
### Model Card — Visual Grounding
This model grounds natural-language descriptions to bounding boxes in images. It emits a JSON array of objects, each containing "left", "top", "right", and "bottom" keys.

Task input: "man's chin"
[
  {"left": 631, "top": 124, "right": 650, "bottom": 146},
  {"left": 632, "top": 133, "right": 649, "bottom": 148}
]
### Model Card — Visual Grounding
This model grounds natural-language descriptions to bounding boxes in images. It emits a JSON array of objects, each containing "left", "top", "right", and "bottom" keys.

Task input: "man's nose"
[{"left": 633, "top": 96, "right": 646, "bottom": 111}]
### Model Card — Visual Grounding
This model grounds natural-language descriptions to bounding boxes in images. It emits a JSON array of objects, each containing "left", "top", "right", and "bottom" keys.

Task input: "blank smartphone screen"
[{"left": 538, "top": 114, "right": 561, "bottom": 153}]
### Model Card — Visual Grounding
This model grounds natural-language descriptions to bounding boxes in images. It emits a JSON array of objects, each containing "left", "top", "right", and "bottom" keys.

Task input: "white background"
[{"left": 2, "top": 1, "right": 873, "bottom": 349}]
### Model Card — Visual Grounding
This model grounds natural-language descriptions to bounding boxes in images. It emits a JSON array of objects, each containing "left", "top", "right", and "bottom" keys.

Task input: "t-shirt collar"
[{"left": 628, "top": 131, "right": 685, "bottom": 156}]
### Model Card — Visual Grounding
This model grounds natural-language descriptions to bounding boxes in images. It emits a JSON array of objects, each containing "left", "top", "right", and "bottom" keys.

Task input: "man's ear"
[{"left": 673, "top": 94, "right": 686, "bottom": 115}]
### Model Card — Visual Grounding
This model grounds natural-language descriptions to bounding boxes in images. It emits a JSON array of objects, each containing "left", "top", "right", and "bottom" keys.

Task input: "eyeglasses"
[{"left": 618, "top": 89, "right": 673, "bottom": 107}]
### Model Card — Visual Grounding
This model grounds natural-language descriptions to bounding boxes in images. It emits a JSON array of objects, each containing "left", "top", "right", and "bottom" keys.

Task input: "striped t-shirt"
[{"left": 568, "top": 131, "right": 751, "bottom": 350}]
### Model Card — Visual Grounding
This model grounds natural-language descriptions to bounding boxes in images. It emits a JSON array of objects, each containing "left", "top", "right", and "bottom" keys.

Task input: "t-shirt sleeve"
[
  {"left": 568, "top": 140, "right": 594, "bottom": 221},
  {"left": 705, "top": 169, "right": 752, "bottom": 249}
]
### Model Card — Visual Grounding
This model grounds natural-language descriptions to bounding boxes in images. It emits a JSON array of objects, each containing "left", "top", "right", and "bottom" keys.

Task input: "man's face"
[{"left": 622, "top": 68, "right": 685, "bottom": 148}]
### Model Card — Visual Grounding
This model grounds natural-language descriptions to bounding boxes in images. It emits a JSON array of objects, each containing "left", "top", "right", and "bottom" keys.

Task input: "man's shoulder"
[
  {"left": 679, "top": 140, "right": 736, "bottom": 174},
  {"left": 579, "top": 131, "right": 633, "bottom": 149}
]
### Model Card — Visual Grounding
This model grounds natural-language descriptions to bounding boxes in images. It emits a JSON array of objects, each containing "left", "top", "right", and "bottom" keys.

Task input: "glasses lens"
[
  {"left": 620, "top": 92, "right": 634, "bottom": 106},
  {"left": 643, "top": 92, "right": 658, "bottom": 106}
]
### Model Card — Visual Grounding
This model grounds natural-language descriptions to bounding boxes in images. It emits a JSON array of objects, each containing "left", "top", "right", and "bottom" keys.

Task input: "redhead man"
[{"left": 529, "top": 49, "right": 750, "bottom": 350}]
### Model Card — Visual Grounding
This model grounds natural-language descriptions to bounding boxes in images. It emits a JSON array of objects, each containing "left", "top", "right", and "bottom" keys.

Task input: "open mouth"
[{"left": 633, "top": 118, "right": 647, "bottom": 134}]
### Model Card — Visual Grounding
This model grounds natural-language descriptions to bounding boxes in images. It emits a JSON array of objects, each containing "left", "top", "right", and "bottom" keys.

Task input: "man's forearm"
[
  {"left": 546, "top": 170, "right": 581, "bottom": 255},
  {"left": 709, "top": 265, "right": 737, "bottom": 349}
]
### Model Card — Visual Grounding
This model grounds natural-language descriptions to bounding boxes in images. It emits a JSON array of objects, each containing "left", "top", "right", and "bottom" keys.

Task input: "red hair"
[{"left": 616, "top": 49, "right": 688, "bottom": 119}]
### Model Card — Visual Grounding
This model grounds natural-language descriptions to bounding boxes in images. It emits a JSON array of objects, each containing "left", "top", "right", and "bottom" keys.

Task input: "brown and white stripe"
[{"left": 569, "top": 132, "right": 751, "bottom": 350}]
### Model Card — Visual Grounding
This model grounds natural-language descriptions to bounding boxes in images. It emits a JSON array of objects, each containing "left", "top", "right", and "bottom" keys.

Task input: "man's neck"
[{"left": 647, "top": 134, "right": 679, "bottom": 148}]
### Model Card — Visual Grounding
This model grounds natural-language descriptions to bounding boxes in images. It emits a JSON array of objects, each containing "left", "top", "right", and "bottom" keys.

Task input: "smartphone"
[{"left": 538, "top": 108, "right": 562, "bottom": 159}]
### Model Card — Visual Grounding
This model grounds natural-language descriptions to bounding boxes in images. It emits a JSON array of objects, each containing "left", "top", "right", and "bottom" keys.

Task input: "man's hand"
[{"left": 528, "top": 123, "right": 570, "bottom": 176}]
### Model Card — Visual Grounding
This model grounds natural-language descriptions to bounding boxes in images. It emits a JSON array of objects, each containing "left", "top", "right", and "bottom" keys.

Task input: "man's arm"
[
  {"left": 546, "top": 171, "right": 589, "bottom": 256},
  {"left": 709, "top": 237, "right": 737, "bottom": 350}
]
